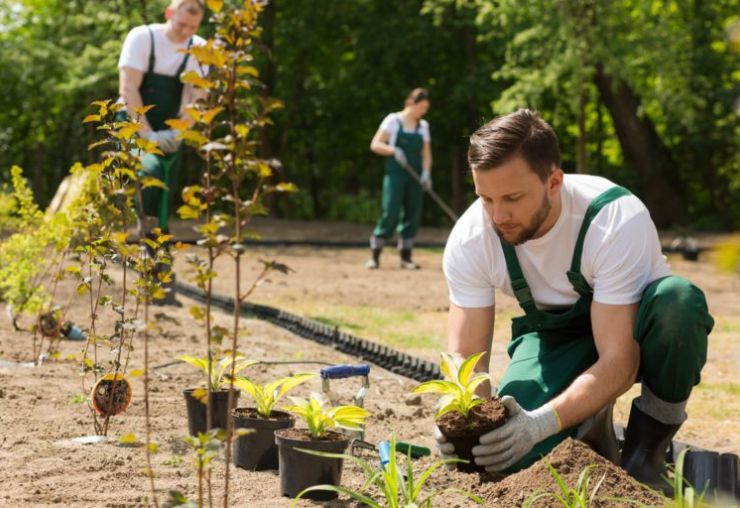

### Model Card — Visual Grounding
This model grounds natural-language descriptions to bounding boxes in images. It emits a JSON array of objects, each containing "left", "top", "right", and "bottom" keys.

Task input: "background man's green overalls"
[
  {"left": 136, "top": 28, "right": 192, "bottom": 233},
  {"left": 370, "top": 118, "right": 424, "bottom": 267},
  {"left": 496, "top": 187, "right": 713, "bottom": 479}
]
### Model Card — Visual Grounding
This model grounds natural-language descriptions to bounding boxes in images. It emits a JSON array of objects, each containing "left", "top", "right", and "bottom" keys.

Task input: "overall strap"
[
  {"left": 175, "top": 37, "right": 193, "bottom": 77},
  {"left": 567, "top": 186, "right": 632, "bottom": 297},
  {"left": 501, "top": 243, "right": 538, "bottom": 314},
  {"left": 147, "top": 27, "right": 156, "bottom": 74}
]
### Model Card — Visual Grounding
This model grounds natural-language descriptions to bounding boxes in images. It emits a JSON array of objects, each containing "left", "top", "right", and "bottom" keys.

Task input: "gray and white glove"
[
  {"left": 147, "top": 129, "right": 181, "bottom": 154},
  {"left": 433, "top": 426, "right": 457, "bottom": 470},
  {"left": 420, "top": 169, "right": 432, "bottom": 191},
  {"left": 393, "top": 147, "right": 407, "bottom": 167},
  {"left": 472, "top": 395, "right": 560, "bottom": 472}
]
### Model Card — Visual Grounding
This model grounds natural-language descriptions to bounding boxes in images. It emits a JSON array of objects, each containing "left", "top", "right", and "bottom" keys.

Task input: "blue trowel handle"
[
  {"left": 378, "top": 440, "right": 391, "bottom": 469},
  {"left": 320, "top": 364, "right": 370, "bottom": 380}
]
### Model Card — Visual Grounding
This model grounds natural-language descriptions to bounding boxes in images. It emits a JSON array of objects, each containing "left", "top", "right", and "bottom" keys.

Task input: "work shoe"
[
  {"left": 365, "top": 248, "right": 381, "bottom": 269},
  {"left": 400, "top": 249, "right": 420, "bottom": 270},
  {"left": 578, "top": 402, "right": 620, "bottom": 465},
  {"left": 621, "top": 400, "right": 680, "bottom": 496}
]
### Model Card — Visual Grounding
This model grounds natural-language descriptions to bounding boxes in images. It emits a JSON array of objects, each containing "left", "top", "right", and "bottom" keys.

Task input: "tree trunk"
[{"left": 593, "top": 64, "right": 688, "bottom": 227}]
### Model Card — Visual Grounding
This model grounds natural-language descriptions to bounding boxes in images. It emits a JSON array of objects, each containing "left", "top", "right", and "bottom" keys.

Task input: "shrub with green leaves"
[
  {"left": 232, "top": 372, "right": 316, "bottom": 418},
  {"left": 292, "top": 436, "right": 483, "bottom": 507},
  {"left": 283, "top": 392, "right": 370, "bottom": 439},
  {"left": 411, "top": 352, "right": 491, "bottom": 419}
]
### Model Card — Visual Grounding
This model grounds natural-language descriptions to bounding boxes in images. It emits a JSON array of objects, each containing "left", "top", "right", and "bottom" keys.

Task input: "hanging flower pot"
[{"left": 91, "top": 373, "right": 133, "bottom": 417}]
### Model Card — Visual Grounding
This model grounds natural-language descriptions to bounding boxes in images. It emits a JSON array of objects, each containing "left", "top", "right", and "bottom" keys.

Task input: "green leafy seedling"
[
  {"left": 524, "top": 462, "right": 605, "bottom": 507},
  {"left": 232, "top": 372, "right": 316, "bottom": 418},
  {"left": 411, "top": 352, "right": 491, "bottom": 419},
  {"left": 292, "top": 436, "right": 483, "bottom": 507},
  {"left": 283, "top": 392, "right": 370, "bottom": 439},
  {"left": 179, "top": 354, "right": 256, "bottom": 393}
]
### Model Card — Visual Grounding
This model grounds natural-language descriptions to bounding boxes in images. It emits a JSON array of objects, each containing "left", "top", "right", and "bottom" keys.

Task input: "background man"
[
  {"left": 436, "top": 109, "right": 713, "bottom": 494},
  {"left": 118, "top": 0, "right": 207, "bottom": 234}
]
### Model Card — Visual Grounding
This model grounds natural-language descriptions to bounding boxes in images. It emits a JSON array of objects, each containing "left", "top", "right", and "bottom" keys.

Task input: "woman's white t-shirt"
[
  {"left": 379, "top": 113, "right": 431, "bottom": 146},
  {"left": 443, "top": 174, "right": 671, "bottom": 309}
]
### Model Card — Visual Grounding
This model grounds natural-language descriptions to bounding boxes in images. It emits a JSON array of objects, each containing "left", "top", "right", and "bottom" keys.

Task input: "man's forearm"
[{"left": 550, "top": 351, "right": 638, "bottom": 429}]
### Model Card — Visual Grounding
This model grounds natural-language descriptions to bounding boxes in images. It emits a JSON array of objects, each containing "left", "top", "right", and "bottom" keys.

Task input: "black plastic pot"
[
  {"left": 232, "top": 408, "right": 294, "bottom": 471},
  {"left": 275, "top": 429, "right": 349, "bottom": 500},
  {"left": 182, "top": 388, "right": 239, "bottom": 436},
  {"left": 446, "top": 434, "right": 487, "bottom": 473}
]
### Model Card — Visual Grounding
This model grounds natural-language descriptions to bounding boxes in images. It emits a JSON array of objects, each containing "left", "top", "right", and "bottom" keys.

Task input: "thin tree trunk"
[{"left": 593, "top": 64, "right": 688, "bottom": 227}]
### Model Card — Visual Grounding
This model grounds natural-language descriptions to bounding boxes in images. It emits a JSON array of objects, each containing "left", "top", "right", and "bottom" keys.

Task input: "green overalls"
[
  {"left": 496, "top": 186, "right": 714, "bottom": 471},
  {"left": 372, "top": 118, "right": 424, "bottom": 241},
  {"left": 137, "top": 28, "right": 192, "bottom": 232}
]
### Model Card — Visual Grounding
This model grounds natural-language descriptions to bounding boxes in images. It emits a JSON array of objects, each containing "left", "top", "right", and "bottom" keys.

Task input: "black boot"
[
  {"left": 400, "top": 249, "right": 419, "bottom": 270},
  {"left": 621, "top": 400, "right": 680, "bottom": 496},
  {"left": 365, "top": 248, "right": 381, "bottom": 269}
]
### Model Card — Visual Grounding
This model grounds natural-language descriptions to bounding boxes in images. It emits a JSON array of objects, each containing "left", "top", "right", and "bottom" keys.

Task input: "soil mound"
[{"left": 478, "top": 438, "right": 664, "bottom": 507}]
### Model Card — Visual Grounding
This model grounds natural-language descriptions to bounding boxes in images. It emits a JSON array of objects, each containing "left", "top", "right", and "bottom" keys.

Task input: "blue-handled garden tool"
[{"left": 321, "top": 363, "right": 371, "bottom": 444}]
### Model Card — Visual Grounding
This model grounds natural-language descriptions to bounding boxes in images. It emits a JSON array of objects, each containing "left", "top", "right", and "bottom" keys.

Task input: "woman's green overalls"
[
  {"left": 137, "top": 28, "right": 192, "bottom": 232},
  {"left": 372, "top": 118, "right": 424, "bottom": 241},
  {"left": 496, "top": 186, "right": 713, "bottom": 471}
]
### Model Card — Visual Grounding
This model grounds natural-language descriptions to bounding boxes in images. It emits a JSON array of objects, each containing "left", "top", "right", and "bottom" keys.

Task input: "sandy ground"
[{"left": 0, "top": 218, "right": 737, "bottom": 507}]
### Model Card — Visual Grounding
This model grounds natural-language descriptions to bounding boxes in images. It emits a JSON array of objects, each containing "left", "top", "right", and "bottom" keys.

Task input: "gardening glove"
[
  {"left": 148, "top": 129, "right": 181, "bottom": 154},
  {"left": 420, "top": 169, "right": 432, "bottom": 191},
  {"left": 393, "top": 146, "right": 407, "bottom": 167},
  {"left": 472, "top": 395, "right": 560, "bottom": 472},
  {"left": 433, "top": 426, "right": 458, "bottom": 470}
]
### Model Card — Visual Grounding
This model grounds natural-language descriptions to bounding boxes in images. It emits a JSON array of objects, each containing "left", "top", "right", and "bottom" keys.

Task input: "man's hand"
[
  {"left": 146, "top": 129, "right": 181, "bottom": 154},
  {"left": 472, "top": 396, "right": 560, "bottom": 472},
  {"left": 393, "top": 147, "right": 407, "bottom": 167},
  {"left": 433, "top": 426, "right": 457, "bottom": 470},
  {"left": 420, "top": 169, "right": 432, "bottom": 191}
]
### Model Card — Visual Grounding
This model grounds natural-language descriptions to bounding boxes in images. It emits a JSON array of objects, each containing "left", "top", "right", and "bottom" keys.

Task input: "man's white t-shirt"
[
  {"left": 443, "top": 174, "right": 671, "bottom": 309},
  {"left": 379, "top": 113, "right": 431, "bottom": 146},
  {"left": 118, "top": 24, "right": 207, "bottom": 113}
]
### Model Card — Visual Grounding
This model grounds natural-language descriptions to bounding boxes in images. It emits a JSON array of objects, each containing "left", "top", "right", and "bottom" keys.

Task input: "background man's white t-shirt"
[
  {"left": 118, "top": 24, "right": 207, "bottom": 114},
  {"left": 379, "top": 113, "right": 431, "bottom": 146},
  {"left": 443, "top": 174, "right": 671, "bottom": 309}
]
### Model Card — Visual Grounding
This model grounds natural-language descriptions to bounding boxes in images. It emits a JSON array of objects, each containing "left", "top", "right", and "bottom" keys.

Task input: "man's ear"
[
  {"left": 548, "top": 166, "right": 564, "bottom": 195},
  {"left": 164, "top": 6, "right": 173, "bottom": 20}
]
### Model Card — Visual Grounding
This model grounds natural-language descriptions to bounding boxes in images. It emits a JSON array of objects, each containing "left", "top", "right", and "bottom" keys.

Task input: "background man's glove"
[
  {"left": 393, "top": 147, "right": 407, "bottom": 167},
  {"left": 148, "top": 129, "right": 181, "bottom": 154},
  {"left": 420, "top": 169, "right": 432, "bottom": 191},
  {"left": 472, "top": 395, "right": 560, "bottom": 472},
  {"left": 433, "top": 426, "right": 457, "bottom": 470}
]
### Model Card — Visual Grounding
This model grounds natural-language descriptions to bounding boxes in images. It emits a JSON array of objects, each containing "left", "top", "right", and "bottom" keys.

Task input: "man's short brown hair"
[
  {"left": 468, "top": 109, "right": 560, "bottom": 182},
  {"left": 170, "top": 0, "right": 205, "bottom": 15}
]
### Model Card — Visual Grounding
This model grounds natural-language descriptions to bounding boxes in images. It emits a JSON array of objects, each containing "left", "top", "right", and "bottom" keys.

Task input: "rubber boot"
[
  {"left": 621, "top": 400, "right": 680, "bottom": 496},
  {"left": 399, "top": 249, "right": 419, "bottom": 270},
  {"left": 365, "top": 248, "right": 381, "bottom": 269},
  {"left": 579, "top": 402, "right": 620, "bottom": 465}
]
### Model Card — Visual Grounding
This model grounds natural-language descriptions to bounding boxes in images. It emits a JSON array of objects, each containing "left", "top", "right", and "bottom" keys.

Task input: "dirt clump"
[{"left": 478, "top": 438, "right": 664, "bottom": 507}]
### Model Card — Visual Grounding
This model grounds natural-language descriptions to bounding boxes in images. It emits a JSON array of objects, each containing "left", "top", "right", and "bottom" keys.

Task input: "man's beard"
[{"left": 494, "top": 193, "right": 552, "bottom": 246}]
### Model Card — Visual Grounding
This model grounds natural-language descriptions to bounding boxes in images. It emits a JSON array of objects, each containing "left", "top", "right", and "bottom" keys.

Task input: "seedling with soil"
[
  {"left": 411, "top": 351, "right": 508, "bottom": 472},
  {"left": 231, "top": 372, "right": 315, "bottom": 470},
  {"left": 277, "top": 392, "right": 371, "bottom": 500}
]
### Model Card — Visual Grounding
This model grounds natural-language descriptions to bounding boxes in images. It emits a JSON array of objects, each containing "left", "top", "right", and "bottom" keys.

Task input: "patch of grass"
[{"left": 694, "top": 382, "right": 740, "bottom": 396}]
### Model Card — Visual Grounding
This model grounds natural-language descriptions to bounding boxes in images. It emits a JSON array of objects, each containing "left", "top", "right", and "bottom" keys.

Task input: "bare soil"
[{"left": 0, "top": 218, "right": 737, "bottom": 507}]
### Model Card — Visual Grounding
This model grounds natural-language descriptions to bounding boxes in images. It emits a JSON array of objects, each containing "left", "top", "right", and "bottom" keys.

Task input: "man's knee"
[{"left": 638, "top": 276, "right": 713, "bottom": 342}]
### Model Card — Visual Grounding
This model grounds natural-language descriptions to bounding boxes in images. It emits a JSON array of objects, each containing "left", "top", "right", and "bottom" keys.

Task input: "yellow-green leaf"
[
  {"left": 206, "top": 0, "right": 223, "bottom": 13},
  {"left": 180, "top": 70, "right": 215, "bottom": 89},
  {"left": 141, "top": 176, "right": 167, "bottom": 189},
  {"left": 129, "top": 369, "right": 144, "bottom": 378},
  {"left": 165, "top": 118, "right": 191, "bottom": 132},
  {"left": 83, "top": 114, "right": 101, "bottom": 124},
  {"left": 147, "top": 442, "right": 158, "bottom": 454},
  {"left": 119, "top": 433, "right": 138, "bottom": 444}
]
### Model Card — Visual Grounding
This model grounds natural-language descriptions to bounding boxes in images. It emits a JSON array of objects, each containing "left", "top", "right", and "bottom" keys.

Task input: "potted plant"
[
  {"left": 231, "top": 372, "right": 316, "bottom": 470},
  {"left": 292, "top": 436, "right": 484, "bottom": 507},
  {"left": 411, "top": 352, "right": 507, "bottom": 473},
  {"left": 276, "top": 392, "right": 370, "bottom": 500},
  {"left": 180, "top": 354, "right": 255, "bottom": 435}
]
